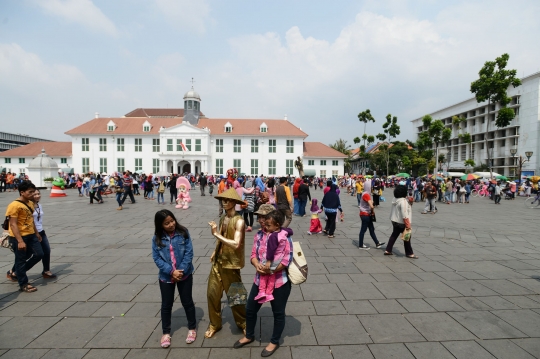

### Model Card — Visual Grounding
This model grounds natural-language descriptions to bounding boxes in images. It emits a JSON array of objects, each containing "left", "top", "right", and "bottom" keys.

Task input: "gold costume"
[{"left": 207, "top": 213, "right": 246, "bottom": 332}]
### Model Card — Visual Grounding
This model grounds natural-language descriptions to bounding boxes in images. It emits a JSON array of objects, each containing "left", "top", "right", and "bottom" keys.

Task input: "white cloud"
[
  {"left": 155, "top": 0, "right": 212, "bottom": 34},
  {"left": 35, "top": 0, "right": 118, "bottom": 36}
]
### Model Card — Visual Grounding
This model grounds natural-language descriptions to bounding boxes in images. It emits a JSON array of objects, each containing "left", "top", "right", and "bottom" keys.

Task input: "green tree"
[
  {"left": 420, "top": 115, "right": 451, "bottom": 175},
  {"left": 358, "top": 109, "right": 376, "bottom": 147},
  {"left": 329, "top": 138, "right": 352, "bottom": 173},
  {"left": 353, "top": 137, "right": 361, "bottom": 145},
  {"left": 464, "top": 159, "right": 475, "bottom": 173},
  {"left": 470, "top": 53, "right": 522, "bottom": 178}
]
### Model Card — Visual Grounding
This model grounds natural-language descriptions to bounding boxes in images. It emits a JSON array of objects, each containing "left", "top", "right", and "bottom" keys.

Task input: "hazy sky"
[{"left": 1, "top": 0, "right": 539, "bottom": 145}]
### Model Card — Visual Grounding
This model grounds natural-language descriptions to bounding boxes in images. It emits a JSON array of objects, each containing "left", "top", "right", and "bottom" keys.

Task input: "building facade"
[
  {"left": 411, "top": 72, "right": 540, "bottom": 177},
  {"left": 60, "top": 87, "right": 346, "bottom": 177},
  {"left": 0, "top": 142, "right": 72, "bottom": 174},
  {"left": 0, "top": 132, "right": 53, "bottom": 152}
]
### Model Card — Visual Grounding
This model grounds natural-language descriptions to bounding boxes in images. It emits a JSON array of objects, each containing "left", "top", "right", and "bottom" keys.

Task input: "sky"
[{"left": 1, "top": 0, "right": 539, "bottom": 146}]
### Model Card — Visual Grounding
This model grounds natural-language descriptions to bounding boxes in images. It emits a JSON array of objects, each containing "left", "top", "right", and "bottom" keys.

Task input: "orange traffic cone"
[{"left": 50, "top": 185, "right": 67, "bottom": 197}]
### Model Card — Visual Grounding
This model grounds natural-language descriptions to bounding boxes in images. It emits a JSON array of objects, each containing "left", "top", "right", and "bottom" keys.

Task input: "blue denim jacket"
[{"left": 152, "top": 231, "right": 194, "bottom": 282}]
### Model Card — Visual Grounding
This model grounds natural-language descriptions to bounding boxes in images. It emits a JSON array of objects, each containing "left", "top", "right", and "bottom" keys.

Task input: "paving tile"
[
  {"left": 444, "top": 280, "right": 499, "bottom": 297},
  {"left": 47, "top": 284, "right": 107, "bottom": 302},
  {"left": 372, "top": 282, "right": 423, "bottom": 299},
  {"left": 397, "top": 299, "right": 436, "bottom": 313},
  {"left": 123, "top": 349, "right": 168, "bottom": 359},
  {"left": 300, "top": 284, "right": 345, "bottom": 301},
  {"left": 325, "top": 274, "right": 353, "bottom": 283},
  {"left": 208, "top": 347, "right": 252, "bottom": 359},
  {"left": 89, "top": 284, "right": 146, "bottom": 302},
  {"left": 0, "top": 301, "right": 45, "bottom": 316},
  {"left": 512, "top": 339, "right": 540, "bottom": 358},
  {"left": 0, "top": 349, "right": 50, "bottom": 359},
  {"left": 368, "top": 343, "right": 416, "bottom": 359},
  {"left": 448, "top": 311, "right": 526, "bottom": 339},
  {"left": 359, "top": 314, "right": 424, "bottom": 343},
  {"left": 451, "top": 297, "right": 493, "bottom": 311},
  {"left": 405, "top": 342, "right": 455, "bottom": 359},
  {"left": 0, "top": 316, "right": 61, "bottom": 348},
  {"left": 91, "top": 302, "right": 135, "bottom": 317},
  {"left": 329, "top": 345, "right": 373, "bottom": 359},
  {"left": 404, "top": 312, "right": 476, "bottom": 341},
  {"left": 476, "top": 296, "right": 521, "bottom": 310},
  {"left": 341, "top": 300, "right": 378, "bottom": 315},
  {"left": 291, "top": 346, "right": 332, "bottom": 359},
  {"left": 312, "top": 301, "right": 347, "bottom": 315},
  {"left": 167, "top": 348, "right": 211, "bottom": 359},
  {"left": 40, "top": 349, "right": 89, "bottom": 359},
  {"left": 508, "top": 279, "right": 540, "bottom": 294},
  {"left": 442, "top": 341, "right": 497, "bottom": 359},
  {"left": 86, "top": 317, "right": 160, "bottom": 348},
  {"left": 27, "top": 301, "right": 75, "bottom": 316},
  {"left": 143, "top": 316, "right": 205, "bottom": 348},
  {"left": 311, "top": 315, "right": 371, "bottom": 345},
  {"left": 502, "top": 295, "right": 540, "bottom": 309},
  {"left": 124, "top": 303, "right": 160, "bottom": 317},
  {"left": 61, "top": 302, "right": 106, "bottom": 317},
  {"left": 262, "top": 315, "right": 316, "bottom": 346},
  {"left": 336, "top": 283, "right": 384, "bottom": 300},
  {"left": 476, "top": 279, "right": 536, "bottom": 296},
  {"left": 80, "top": 349, "right": 130, "bottom": 359},
  {"left": 478, "top": 339, "right": 536, "bottom": 359},
  {"left": 369, "top": 299, "right": 407, "bottom": 314},
  {"left": 490, "top": 309, "right": 540, "bottom": 337},
  {"left": 28, "top": 318, "right": 111, "bottom": 349}
]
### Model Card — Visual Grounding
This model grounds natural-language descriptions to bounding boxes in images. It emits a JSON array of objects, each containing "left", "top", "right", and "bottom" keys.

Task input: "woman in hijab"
[
  {"left": 358, "top": 179, "right": 385, "bottom": 250},
  {"left": 372, "top": 178, "right": 381, "bottom": 207},
  {"left": 243, "top": 178, "right": 256, "bottom": 232},
  {"left": 292, "top": 178, "right": 302, "bottom": 215},
  {"left": 320, "top": 184, "right": 343, "bottom": 238}
]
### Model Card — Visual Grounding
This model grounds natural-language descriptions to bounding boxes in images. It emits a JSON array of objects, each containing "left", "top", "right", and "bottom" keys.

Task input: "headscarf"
[
  {"left": 363, "top": 179, "right": 372, "bottom": 194},
  {"left": 322, "top": 184, "right": 341, "bottom": 209},
  {"left": 245, "top": 178, "right": 253, "bottom": 188},
  {"left": 293, "top": 177, "right": 302, "bottom": 194},
  {"left": 255, "top": 177, "right": 266, "bottom": 191}
]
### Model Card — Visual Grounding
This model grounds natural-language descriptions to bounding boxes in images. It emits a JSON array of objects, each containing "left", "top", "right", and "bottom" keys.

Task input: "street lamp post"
[{"left": 510, "top": 148, "right": 533, "bottom": 183}]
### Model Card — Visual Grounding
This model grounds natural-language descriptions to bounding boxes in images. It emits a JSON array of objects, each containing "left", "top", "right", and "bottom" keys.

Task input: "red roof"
[
  {"left": 124, "top": 108, "right": 205, "bottom": 117},
  {"left": 65, "top": 117, "right": 308, "bottom": 137},
  {"left": 0, "top": 142, "right": 72, "bottom": 157},
  {"left": 303, "top": 142, "right": 347, "bottom": 158}
]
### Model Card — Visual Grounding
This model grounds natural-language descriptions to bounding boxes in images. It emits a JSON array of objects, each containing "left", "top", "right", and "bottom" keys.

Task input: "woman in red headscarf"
[{"left": 292, "top": 177, "right": 302, "bottom": 215}]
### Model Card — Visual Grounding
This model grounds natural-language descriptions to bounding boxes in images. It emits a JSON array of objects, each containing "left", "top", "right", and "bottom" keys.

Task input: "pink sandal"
[
  {"left": 186, "top": 330, "right": 197, "bottom": 344},
  {"left": 160, "top": 334, "right": 171, "bottom": 348}
]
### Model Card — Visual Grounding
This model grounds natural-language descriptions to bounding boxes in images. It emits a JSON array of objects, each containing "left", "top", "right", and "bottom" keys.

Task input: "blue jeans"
[
  {"left": 298, "top": 199, "right": 307, "bottom": 216},
  {"left": 413, "top": 190, "right": 420, "bottom": 202},
  {"left": 157, "top": 192, "right": 164, "bottom": 203},
  {"left": 357, "top": 193, "right": 362, "bottom": 206},
  {"left": 444, "top": 192, "right": 452, "bottom": 202},
  {"left": 116, "top": 192, "right": 123, "bottom": 206},
  {"left": 293, "top": 198, "right": 299, "bottom": 215},
  {"left": 245, "top": 281, "right": 291, "bottom": 344},
  {"left": 359, "top": 215, "right": 379, "bottom": 247},
  {"left": 10, "top": 234, "right": 44, "bottom": 287}
]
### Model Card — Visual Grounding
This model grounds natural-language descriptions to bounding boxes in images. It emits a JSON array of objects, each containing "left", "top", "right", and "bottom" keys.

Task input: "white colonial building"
[
  {"left": 0, "top": 142, "right": 73, "bottom": 175},
  {"left": 57, "top": 87, "right": 345, "bottom": 177},
  {"left": 411, "top": 71, "right": 540, "bottom": 178}
]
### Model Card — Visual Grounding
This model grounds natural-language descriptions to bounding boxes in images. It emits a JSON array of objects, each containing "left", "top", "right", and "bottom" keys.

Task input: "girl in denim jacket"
[{"left": 152, "top": 210, "right": 196, "bottom": 348}]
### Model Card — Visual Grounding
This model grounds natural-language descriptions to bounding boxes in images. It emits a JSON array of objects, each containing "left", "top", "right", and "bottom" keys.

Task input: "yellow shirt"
[
  {"left": 355, "top": 182, "right": 363, "bottom": 193},
  {"left": 5, "top": 200, "right": 35, "bottom": 237}
]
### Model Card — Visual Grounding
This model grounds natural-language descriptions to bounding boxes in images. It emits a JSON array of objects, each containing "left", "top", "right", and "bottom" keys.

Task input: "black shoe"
[
  {"left": 233, "top": 338, "right": 254, "bottom": 349},
  {"left": 376, "top": 242, "right": 386, "bottom": 249},
  {"left": 261, "top": 344, "right": 280, "bottom": 357}
]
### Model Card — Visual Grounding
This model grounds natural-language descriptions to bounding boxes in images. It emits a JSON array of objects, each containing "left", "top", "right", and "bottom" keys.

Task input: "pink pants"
[{"left": 254, "top": 274, "right": 276, "bottom": 303}]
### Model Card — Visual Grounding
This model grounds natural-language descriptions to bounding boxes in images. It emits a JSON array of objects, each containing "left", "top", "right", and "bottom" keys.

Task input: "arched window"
[{"left": 188, "top": 100, "right": 193, "bottom": 109}]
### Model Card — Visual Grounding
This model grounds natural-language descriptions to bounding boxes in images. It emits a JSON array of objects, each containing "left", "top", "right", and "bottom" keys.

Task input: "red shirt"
[{"left": 359, "top": 193, "right": 372, "bottom": 216}]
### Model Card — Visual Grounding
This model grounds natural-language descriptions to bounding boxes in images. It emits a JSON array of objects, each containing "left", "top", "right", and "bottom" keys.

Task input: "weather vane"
[{"left": 190, "top": 77, "right": 195, "bottom": 88}]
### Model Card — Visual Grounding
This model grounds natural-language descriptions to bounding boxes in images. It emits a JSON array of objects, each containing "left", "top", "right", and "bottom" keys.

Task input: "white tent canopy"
[
  {"left": 473, "top": 171, "right": 502, "bottom": 178},
  {"left": 443, "top": 172, "right": 466, "bottom": 177}
]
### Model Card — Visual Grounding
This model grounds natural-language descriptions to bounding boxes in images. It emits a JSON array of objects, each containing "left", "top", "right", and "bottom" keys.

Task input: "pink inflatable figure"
[{"left": 175, "top": 177, "right": 192, "bottom": 209}]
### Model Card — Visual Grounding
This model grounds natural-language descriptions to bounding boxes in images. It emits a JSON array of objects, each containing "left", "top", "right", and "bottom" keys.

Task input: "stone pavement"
[{"left": 0, "top": 187, "right": 539, "bottom": 359}]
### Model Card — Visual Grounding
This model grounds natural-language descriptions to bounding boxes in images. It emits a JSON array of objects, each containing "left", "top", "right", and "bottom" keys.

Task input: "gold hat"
[{"left": 214, "top": 188, "right": 245, "bottom": 205}]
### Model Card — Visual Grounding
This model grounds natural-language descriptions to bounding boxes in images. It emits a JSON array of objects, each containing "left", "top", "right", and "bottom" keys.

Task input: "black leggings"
[
  {"left": 159, "top": 275, "right": 196, "bottom": 334},
  {"left": 243, "top": 211, "right": 254, "bottom": 227},
  {"left": 324, "top": 211, "right": 337, "bottom": 235},
  {"left": 170, "top": 191, "right": 177, "bottom": 203}
]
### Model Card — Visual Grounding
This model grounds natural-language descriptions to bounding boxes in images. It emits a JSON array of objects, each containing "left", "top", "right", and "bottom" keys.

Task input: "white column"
[{"left": 190, "top": 160, "right": 195, "bottom": 174}]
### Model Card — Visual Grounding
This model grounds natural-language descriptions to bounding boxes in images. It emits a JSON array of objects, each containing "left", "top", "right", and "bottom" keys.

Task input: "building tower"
[{"left": 183, "top": 85, "right": 201, "bottom": 125}]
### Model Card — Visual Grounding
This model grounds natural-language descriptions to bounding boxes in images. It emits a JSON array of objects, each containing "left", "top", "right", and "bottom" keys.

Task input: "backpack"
[{"left": 288, "top": 241, "right": 308, "bottom": 285}]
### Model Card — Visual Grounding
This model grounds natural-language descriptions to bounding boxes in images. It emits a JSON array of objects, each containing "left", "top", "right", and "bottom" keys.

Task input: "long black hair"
[{"left": 154, "top": 209, "right": 189, "bottom": 248}]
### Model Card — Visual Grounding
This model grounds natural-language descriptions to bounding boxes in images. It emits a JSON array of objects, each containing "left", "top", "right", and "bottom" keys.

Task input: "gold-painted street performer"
[{"left": 205, "top": 187, "right": 247, "bottom": 338}]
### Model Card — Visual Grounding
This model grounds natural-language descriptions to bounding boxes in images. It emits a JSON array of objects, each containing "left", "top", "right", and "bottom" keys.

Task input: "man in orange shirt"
[
  {"left": 217, "top": 177, "right": 226, "bottom": 216},
  {"left": 6, "top": 172, "right": 14, "bottom": 192}
]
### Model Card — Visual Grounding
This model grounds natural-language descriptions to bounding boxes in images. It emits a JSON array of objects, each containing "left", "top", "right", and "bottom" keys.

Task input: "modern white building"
[
  {"left": 57, "top": 87, "right": 346, "bottom": 177},
  {"left": 411, "top": 71, "right": 539, "bottom": 178}
]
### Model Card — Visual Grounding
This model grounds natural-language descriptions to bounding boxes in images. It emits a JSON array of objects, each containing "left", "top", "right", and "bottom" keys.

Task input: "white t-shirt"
[{"left": 32, "top": 203, "right": 44, "bottom": 232}]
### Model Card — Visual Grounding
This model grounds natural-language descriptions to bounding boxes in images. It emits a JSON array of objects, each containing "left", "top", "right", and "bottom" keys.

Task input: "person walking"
[
  {"left": 168, "top": 174, "right": 178, "bottom": 205},
  {"left": 444, "top": 178, "right": 453, "bottom": 204},
  {"left": 120, "top": 171, "right": 136, "bottom": 205},
  {"left": 422, "top": 181, "right": 437, "bottom": 214},
  {"left": 199, "top": 174, "right": 207, "bottom": 196},
  {"left": 355, "top": 178, "right": 364, "bottom": 207},
  {"left": 292, "top": 178, "right": 302, "bottom": 215},
  {"left": 384, "top": 185, "right": 418, "bottom": 258},
  {"left": 152, "top": 210, "right": 197, "bottom": 347},
  {"left": 275, "top": 177, "right": 293, "bottom": 228},
  {"left": 494, "top": 181, "right": 502, "bottom": 204},
  {"left": 357, "top": 179, "right": 385, "bottom": 249},
  {"left": 243, "top": 178, "right": 256, "bottom": 232},
  {"left": 297, "top": 178, "right": 311, "bottom": 217},
  {"left": 5, "top": 182, "right": 43, "bottom": 292},
  {"left": 233, "top": 205, "right": 293, "bottom": 358},
  {"left": 320, "top": 184, "right": 343, "bottom": 238}
]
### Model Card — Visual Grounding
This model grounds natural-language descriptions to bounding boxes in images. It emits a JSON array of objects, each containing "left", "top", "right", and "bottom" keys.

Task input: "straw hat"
[{"left": 214, "top": 188, "right": 245, "bottom": 205}]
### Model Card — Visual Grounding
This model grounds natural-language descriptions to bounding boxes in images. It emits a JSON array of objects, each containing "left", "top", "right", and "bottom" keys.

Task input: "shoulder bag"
[{"left": 288, "top": 241, "right": 308, "bottom": 285}]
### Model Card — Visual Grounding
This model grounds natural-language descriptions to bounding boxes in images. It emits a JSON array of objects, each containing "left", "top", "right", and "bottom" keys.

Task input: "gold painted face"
[{"left": 222, "top": 198, "right": 235, "bottom": 210}]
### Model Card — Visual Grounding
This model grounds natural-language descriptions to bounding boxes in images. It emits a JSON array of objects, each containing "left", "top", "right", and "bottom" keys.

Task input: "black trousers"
[
  {"left": 243, "top": 211, "right": 254, "bottom": 227},
  {"left": 159, "top": 275, "right": 197, "bottom": 334},
  {"left": 170, "top": 190, "right": 177, "bottom": 203},
  {"left": 385, "top": 221, "right": 413, "bottom": 256},
  {"left": 245, "top": 281, "right": 291, "bottom": 344},
  {"left": 324, "top": 211, "right": 337, "bottom": 235},
  {"left": 121, "top": 188, "right": 135, "bottom": 204}
]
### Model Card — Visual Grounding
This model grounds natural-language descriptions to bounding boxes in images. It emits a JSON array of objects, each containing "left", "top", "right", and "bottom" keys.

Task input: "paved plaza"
[{"left": 0, "top": 188, "right": 539, "bottom": 359}]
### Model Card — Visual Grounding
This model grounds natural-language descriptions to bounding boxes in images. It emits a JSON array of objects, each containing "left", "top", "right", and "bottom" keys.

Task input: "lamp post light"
[{"left": 510, "top": 148, "right": 533, "bottom": 183}]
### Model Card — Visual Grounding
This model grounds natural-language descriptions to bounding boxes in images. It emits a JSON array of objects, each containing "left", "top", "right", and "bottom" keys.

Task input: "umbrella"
[
  {"left": 155, "top": 170, "right": 170, "bottom": 177},
  {"left": 365, "top": 175, "right": 373, "bottom": 178},
  {"left": 395, "top": 173, "right": 410, "bottom": 178},
  {"left": 461, "top": 174, "right": 479, "bottom": 181},
  {"left": 496, "top": 175, "right": 508, "bottom": 181},
  {"left": 528, "top": 176, "right": 540, "bottom": 183},
  {"left": 436, "top": 176, "right": 444, "bottom": 181},
  {"left": 135, "top": 170, "right": 144, "bottom": 174}
]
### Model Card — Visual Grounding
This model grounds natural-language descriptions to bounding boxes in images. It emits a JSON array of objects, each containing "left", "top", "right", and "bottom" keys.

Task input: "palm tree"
[{"left": 330, "top": 139, "right": 352, "bottom": 173}]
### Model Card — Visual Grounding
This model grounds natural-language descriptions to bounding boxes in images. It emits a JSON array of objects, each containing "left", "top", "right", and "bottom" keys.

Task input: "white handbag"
[{"left": 288, "top": 241, "right": 308, "bottom": 285}]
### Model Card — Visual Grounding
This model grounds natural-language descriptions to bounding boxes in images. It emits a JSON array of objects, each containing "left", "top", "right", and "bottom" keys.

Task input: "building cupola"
[{"left": 183, "top": 78, "right": 201, "bottom": 125}]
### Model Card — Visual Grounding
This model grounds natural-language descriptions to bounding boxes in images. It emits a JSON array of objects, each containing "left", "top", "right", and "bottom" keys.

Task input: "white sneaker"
[{"left": 359, "top": 245, "right": 369, "bottom": 250}]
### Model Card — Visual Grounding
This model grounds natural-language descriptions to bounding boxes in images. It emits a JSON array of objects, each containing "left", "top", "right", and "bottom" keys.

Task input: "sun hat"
[
  {"left": 254, "top": 204, "right": 275, "bottom": 215},
  {"left": 214, "top": 188, "right": 245, "bottom": 205}
]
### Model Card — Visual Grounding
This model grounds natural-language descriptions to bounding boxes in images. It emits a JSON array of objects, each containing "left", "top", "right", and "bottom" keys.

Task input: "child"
[
  {"left": 152, "top": 210, "right": 197, "bottom": 348},
  {"left": 255, "top": 211, "right": 293, "bottom": 303},
  {"left": 307, "top": 199, "right": 323, "bottom": 235}
]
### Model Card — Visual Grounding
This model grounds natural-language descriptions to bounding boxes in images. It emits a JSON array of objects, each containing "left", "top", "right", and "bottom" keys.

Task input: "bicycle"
[
  {"left": 473, "top": 185, "right": 489, "bottom": 197},
  {"left": 523, "top": 193, "right": 540, "bottom": 209}
]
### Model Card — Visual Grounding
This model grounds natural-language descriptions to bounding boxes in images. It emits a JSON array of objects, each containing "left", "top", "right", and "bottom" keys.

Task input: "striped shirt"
[{"left": 250, "top": 230, "right": 293, "bottom": 289}]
